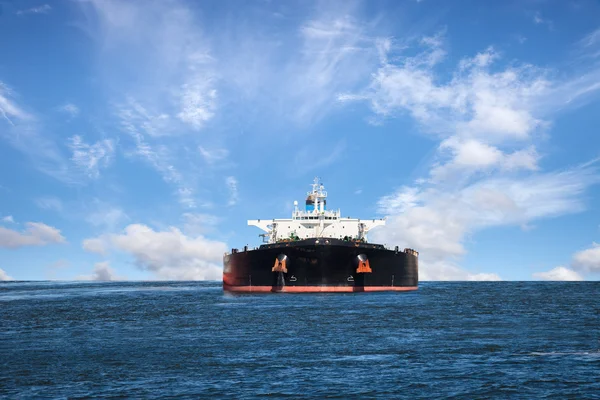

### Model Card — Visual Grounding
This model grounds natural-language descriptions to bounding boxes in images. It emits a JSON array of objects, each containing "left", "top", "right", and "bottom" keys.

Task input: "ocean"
[{"left": 1, "top": 281, "right": 598, "bottom": 399}]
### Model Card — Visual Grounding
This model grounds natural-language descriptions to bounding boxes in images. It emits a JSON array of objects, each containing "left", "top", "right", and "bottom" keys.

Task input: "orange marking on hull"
[
  {"left": 272, "top": 257, "right": 287, "bottom": 273},
  {"left": 222, "top": 284, "right": 418, "bottom": 293},
  {"left": 356, "top": 259, "right": 372, "bottom": 273}
]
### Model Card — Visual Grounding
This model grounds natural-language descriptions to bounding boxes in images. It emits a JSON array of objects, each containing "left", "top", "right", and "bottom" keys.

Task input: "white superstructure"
[{"left": 248, "top": 177, "right": 385, "bottom": 244}]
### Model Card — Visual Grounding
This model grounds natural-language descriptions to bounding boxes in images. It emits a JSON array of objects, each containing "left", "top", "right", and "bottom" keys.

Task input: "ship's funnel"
[{"left": 305, "top": 194, "right": 315, "bottom": 212}]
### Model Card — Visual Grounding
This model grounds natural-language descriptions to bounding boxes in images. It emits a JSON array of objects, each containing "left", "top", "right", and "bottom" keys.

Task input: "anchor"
[
  {"left": 356, "top": 254, "right": 372, "bottom": 273},
  {"left": 272, "top": 254, "right": 288, "bottom": 273}
]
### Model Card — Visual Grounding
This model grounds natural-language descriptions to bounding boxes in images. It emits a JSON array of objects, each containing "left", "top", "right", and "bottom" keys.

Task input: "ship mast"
[{"left": 307, "top": 176, "right": 327, "bottom": 215}]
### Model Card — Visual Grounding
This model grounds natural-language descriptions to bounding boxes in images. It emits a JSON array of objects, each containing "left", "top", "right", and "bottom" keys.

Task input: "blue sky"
[{"left": 1, "top": 0, "right": 600, "bottom": 281}]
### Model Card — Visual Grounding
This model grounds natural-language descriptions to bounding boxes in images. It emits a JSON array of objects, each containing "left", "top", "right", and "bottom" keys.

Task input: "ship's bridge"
[{"left": 248, "top": 177, "right": 385, "bottom": 244}]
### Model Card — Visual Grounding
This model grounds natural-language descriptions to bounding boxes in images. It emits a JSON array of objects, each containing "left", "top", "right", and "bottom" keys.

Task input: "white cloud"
[
  {"left": 503, "top": 147, "right": 539, "bottom": 171},
  {"left": 177, "top": 187, "right": 197, "bottom": 209},
  {"left": 77, "top": 261, "right": 122, "bottom": 281},
  {"left": 444, "top": 138, "right": 504, "bottom": 168},
  {"left": 0, "top": 222, "right": 66, "bottom": 249},
  {"left": 571, "top": 242, "right": 600, "bottom": 273},
  {"left": 177, "top": 80, "right": 217, "bottom": 129},
  {"left": 430, "top": 139, "right": 540, "bottom": 182},
  {"left": 68, "top": 135, "right": 115, "bottom": 179},
  {"left": 515, "top": 35, "right": 527, "bottom": 44},
  {"left": 117, "top": 99, "right": 172, "bottom": 138},
  {"left": 82, "top": 237, "right": 108, "bottom": 255},
  {"left": 372, "top": 166, "right": 597, "bottom": 280},
  {"left": 377, "top": 186, "right": 420, "bottom": 215},
  {"left": 339, "top": 31, "right": 600, "bottom": 280},
  {"left": 198, "top": 146, "right": 229, "bottom": 164},
  {"left": 344, "top": 44, "right": 549, "bottom": 147},
  {"left": 417, "top": 260, "right": 502, "bottom": 281},
  {"left": 226, "top": 176, "right": 238, "bottom": 206},
  {"left": 532, "top": 241, "right": 600, "bottom": 281},
  {"left": 579, "top": 28, "right": 600, "bottom": 48},
  {"left": 82, "top": 224, "right": 227, "bottom": 280},
  {"left": 532, "top": 266, "right": 583, "bottom": 281},
  {"left": 2, "top": 216, "right": 15, "bottom": 224},
  {"left": 533, "top": 12, "right": 553, "bottom": 30},
  {"left": 59, "top": 103, "right": 80, "bottom": 118},
  {"left": 16, "top": 4, "right": 52, "bottom": 15},
  {"left": 469, "top": 273, "right": 502, "bottom": 281},
  {"left": 0, "top": 268, "right": 13, "bottom": 281},
  {"left": 85, "top": 203, "right": 129, "bottom": 230}
]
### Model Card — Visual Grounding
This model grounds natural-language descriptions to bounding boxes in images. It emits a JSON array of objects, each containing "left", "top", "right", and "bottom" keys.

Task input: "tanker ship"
[{"left": 223, "top": 178, "right": 419, "bottom": 293}]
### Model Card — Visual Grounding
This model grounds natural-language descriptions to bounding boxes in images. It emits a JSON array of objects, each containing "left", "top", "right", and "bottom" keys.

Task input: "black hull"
[{"left": 223, "top": 238, "right": 418, "bottom": 293}]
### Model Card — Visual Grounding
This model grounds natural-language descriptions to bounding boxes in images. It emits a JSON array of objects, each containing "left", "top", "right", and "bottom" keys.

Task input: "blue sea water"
[{"left": 0, "top": 281, "right": 598, "bottom": 399}]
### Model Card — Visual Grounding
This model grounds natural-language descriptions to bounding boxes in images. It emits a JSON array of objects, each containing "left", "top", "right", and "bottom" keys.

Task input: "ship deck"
[{"left": 256, "top": 237, "right": 389, "bottom": 251}]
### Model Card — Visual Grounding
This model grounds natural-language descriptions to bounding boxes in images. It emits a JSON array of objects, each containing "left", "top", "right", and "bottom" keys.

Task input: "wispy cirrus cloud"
[
  {"left": 117, "top": 99, "right": 198, "bottom": 208},
  {"left": 0, "top": 82, "right": 32, "bottom": 124},
  {"left": 0, "top": 82, "right": 100, "bottom": 184},
  {"left": 68, "top": 135, "right": 115, "bottom": 179},
  {"left": 215, "top": 1, "right": 384, "bottom": 127},
  {"left": 533, "top": 11, "right": 554, "bottom": 30},
  {"left": 59, "top": 103, "right": 80, "bottom": 118},
  {"left": 579, "top": 27, "right": 600, "bottom": 48},
  {"left": 226, "top": 176, "right": 239, "bottom": 206},
  {"left": 35, "top": 196, "right": 63, "bottom": 212},
  {"left": 80, "top": 0, "right": 220, "bottom": 208},
  {"left": 575, "top": 27, "right": 600, "bottom": 61},
  {"left": 16, "top": 4, "right": 51, "bottom": 16},
  {"left": 285, "top": 11, "right": 380, "bottom": 124},
  {"left": 198, "top": 146, "right": 229, "bottom": 165},
  {"left": 74, "top": 0, "right": 392, "bottom": 210},
  {"left": 84, "top": 0, "right": 218, "bottom": 131}
]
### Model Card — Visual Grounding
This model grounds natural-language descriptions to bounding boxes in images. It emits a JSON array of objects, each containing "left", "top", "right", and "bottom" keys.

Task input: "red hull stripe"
[{"left": 223, "top": 285, "right": 418, "bottom": 293}]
